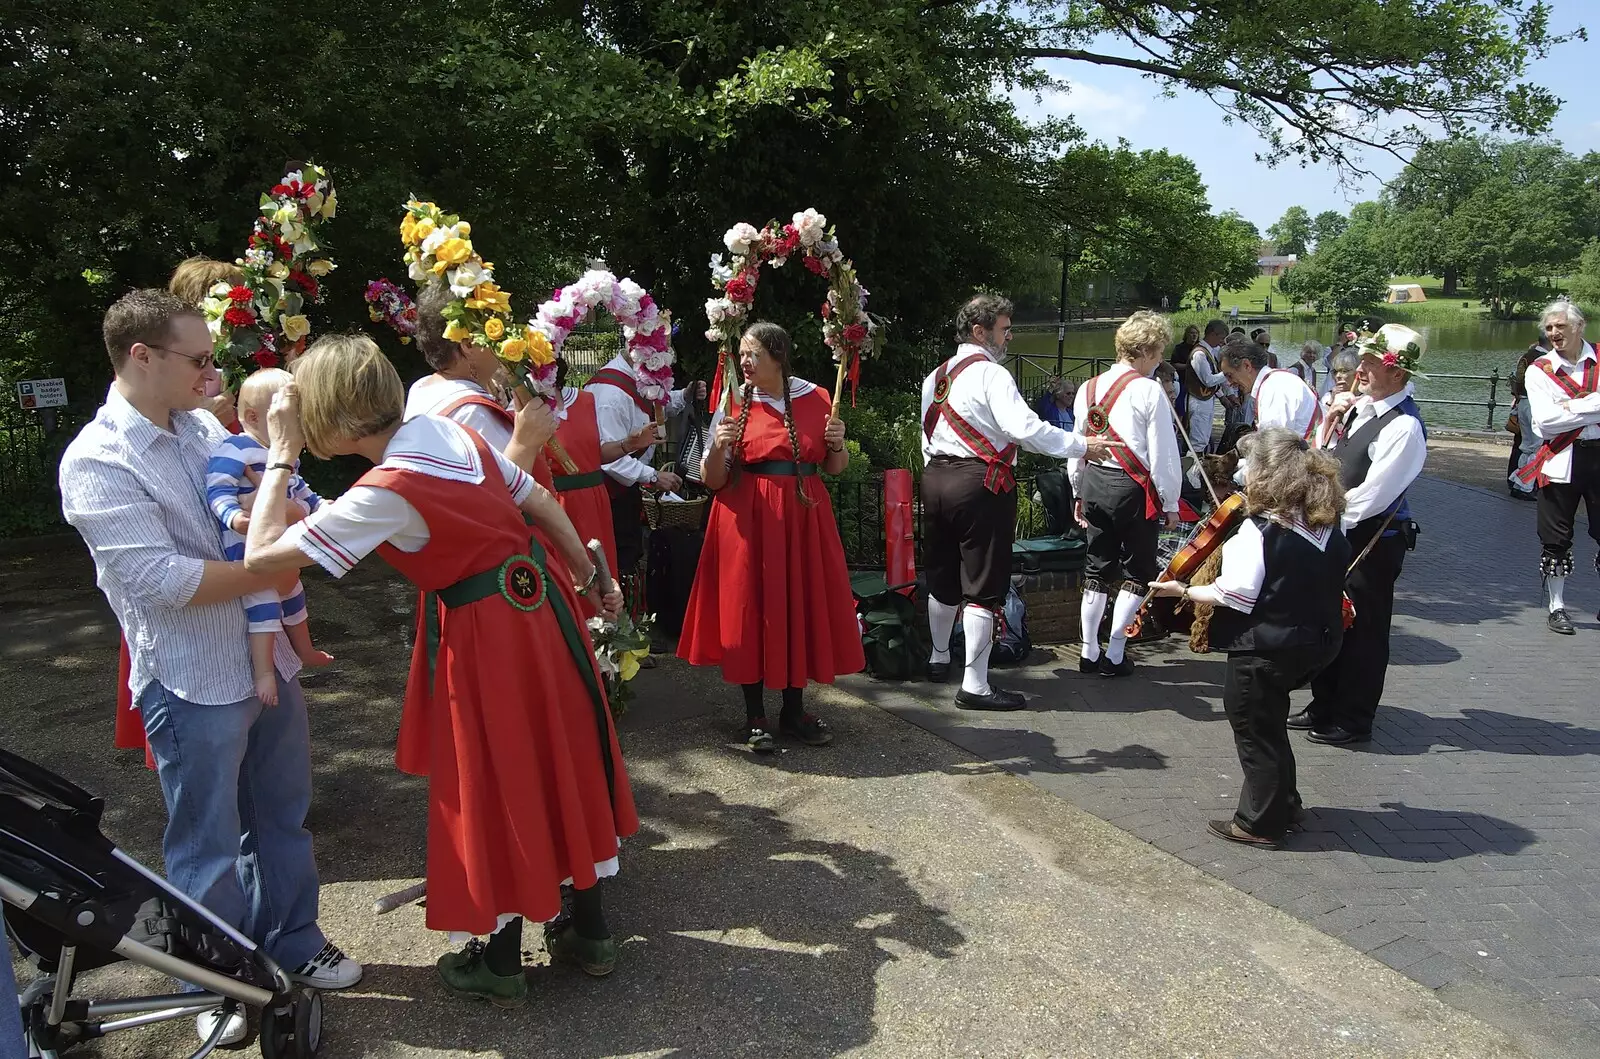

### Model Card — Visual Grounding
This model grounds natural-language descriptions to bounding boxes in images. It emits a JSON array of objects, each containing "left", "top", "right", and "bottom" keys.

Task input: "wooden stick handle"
[
  {"left": 587, "top": 539, "right": 617, "bottom": 599},
  {"left": 832, "top": 357, "right": 848, "bottom": 418}
]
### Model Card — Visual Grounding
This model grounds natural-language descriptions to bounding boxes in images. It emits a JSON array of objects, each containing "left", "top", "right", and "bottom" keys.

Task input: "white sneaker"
[
  {"left": 196, "top": 1008, "right": 247, "bottom": 1046},
  {"left": 289, "top": 941, "right": 363, "bottom": 990}
]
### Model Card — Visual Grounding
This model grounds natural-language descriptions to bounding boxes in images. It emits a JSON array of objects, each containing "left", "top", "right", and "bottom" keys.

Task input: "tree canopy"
[{"left": 1267, "top": 207, "right": 1312, "bottom": 257}]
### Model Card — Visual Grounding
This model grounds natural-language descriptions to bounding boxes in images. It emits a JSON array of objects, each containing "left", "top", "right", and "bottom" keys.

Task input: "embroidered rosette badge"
[
  {"left": 932, "top": 375, "right": 952, "bottom": 405},
  {"left": 1086, "top": 404, "right": 1112, "bottom": 435},
  {"left": 498, "top": 555, "right": 547, "bottom": 612}
]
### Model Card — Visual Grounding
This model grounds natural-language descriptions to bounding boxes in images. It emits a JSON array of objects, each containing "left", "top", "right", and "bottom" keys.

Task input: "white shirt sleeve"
[
  {"left": 1211, "top": 519, "right": 1265, "bottom": 613},
  {"left": 446, "top": 403, "right": 514, "bottom": 453},
  {"left": 283, "top": 486, "right": 425, "bottom": 578},
  {"left": 486, "top": 444, "right": 536, "bottom": 504},
  {"left": 1526, "top": 363, "right": 1600, "bottom": 440},
  {"left": 1192, "top": 349, "right": 1225, "bottom": 387},
  {"left": 983, "top": 364, "right": 1086, "bottom": 459},
  {"left": 1066, "top": 385, "right": 1091, "bottom": 493},
  {"left": 1144, "top": 385, "right": 1182, "bottom": 513},
  {"left": 1342, "top": 416, "right": 1427, "bottom": 530},
  {"left": 591, "top": 385, "right": 658, "bottom": 486},
  {"left": 668, "top": 386, "right": 687, "bottom": 417}
]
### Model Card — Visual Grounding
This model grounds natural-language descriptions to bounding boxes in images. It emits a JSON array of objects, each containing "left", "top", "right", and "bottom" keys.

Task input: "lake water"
[{"left": 1005, "top": 318, "right": 1542, "bottom": 432}]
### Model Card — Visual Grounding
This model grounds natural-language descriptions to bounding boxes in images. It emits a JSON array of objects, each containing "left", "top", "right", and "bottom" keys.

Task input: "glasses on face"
[{"left": 148, "top": 344, "right": 216, "bottom": 371}]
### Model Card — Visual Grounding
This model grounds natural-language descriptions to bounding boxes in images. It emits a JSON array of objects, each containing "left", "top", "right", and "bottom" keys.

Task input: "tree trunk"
[{"left": 1442, "top": 267, "right": 1458, "bottom": 297}]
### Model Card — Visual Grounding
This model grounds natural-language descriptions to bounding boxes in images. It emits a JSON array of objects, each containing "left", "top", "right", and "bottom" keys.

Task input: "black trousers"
[
  {"left": 1080, "top": 463, "right": 1159, "bottom": 593},
  {"left": 610, "top": 483, "right": 645, "bottom": 572},
  {"left": 1536, "top": 445, "right": 1600, "bottom": 574},
  {"left": 1225, "top": 641, "right": 1339, "bottom": 837},
  {"left": 923, "top": 456, "right": 1017, "bottom": 609},
  {"left": 1308, "top": 527, "right": 1405, "bottom": 736}
]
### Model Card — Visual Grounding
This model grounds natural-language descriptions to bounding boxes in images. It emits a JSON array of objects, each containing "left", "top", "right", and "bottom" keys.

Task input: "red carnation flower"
[
  {"left": 803, "top": 254, "right": 828, "bottom": 277},
  {"left": 223, "top": 306, "right": 257, "bottom": 328},
  {"left": 253, "top": 348, "right": 279, "bottom": 369},
  {"left": 227, "top": 285, "right": 253, "bottom": 304},
  {"left": 289, "top": 271, "right": 320, "bottom": 299},
  {"left": 270, "top": 183, "right": 292, "bottom": 197},
  {"left": 297, "top": 183, "right": 317, "bottom": 199},
  {"left": 725, "top": 274, "right": 756, "bottom": 304},
  {"left": 821, "top": 300, "right": 832, "bottom": 318},
  {"left": 842, "top": 322, "right": 869, "bottom": 344}
]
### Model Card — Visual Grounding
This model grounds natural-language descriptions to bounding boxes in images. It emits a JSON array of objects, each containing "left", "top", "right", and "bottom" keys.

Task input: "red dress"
[
  {"left": 364, "top": 431, "right": 638, "bottom": 933},
  {"left": 678, "top": 384, "right": 865, "bottom": 687},
  {"left": 551, "top": 390, "right": 618, "bottom": 578}
]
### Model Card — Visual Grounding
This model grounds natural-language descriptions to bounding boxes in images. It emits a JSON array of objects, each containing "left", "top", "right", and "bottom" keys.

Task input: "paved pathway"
[{"left": 843, "top": 473, "right": 1600, "bottom": 1047}]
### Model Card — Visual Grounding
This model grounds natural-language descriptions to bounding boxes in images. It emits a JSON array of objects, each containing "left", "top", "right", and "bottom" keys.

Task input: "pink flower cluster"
[{"left": 530, "top": 269, "right": 674, "bottom": 403}]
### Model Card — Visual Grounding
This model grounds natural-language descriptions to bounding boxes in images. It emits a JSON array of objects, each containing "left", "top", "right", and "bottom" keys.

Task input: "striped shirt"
[
  {"left": 206, "top": 432, "right": 322, "bottom": 538},
  {"left": 60, "top": 386, "right": 301, "bottom": 705}
]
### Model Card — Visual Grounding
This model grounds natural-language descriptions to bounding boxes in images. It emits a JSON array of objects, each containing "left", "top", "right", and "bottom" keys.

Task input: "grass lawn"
[{"left": 1170, "top": 273, "right": 1498, "bottom": 327}]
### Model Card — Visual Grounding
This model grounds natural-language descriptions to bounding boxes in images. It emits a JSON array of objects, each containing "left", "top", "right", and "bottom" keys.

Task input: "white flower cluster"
[{"left": 530, "top": 269, "right": 675, "bottom": 403}]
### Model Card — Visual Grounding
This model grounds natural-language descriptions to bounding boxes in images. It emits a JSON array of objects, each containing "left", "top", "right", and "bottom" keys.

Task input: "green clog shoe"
[
  {"left": 437, "top": 941, "right": 528, "bottom": 1008},
  {"left": 544, "top": 924, "right": 617, "bottom": 977}
]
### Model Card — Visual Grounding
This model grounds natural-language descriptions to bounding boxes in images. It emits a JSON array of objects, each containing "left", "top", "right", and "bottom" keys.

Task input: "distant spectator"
[
  {"left": 1035, "top": 376, "right": 1077, "bottom": 431},
  {"left": 1290, "top": 341, "right": 1320, "bottom": 387},
  {"left": 1507, "top": 339, "right": 1548, "bottom": 500},
  {"left": 1314, "top": 348, "right": 1363, "bottom": 448}
]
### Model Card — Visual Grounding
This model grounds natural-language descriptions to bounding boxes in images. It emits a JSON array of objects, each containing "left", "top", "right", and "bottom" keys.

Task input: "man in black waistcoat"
[{"left": 1291, "top": 324, "right": 1428, "bottom": 746}]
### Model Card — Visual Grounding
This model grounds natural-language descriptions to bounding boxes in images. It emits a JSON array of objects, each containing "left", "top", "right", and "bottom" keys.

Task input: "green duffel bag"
[
  {"left": 1012, "top": 534, "right": 1086, "bottom": 575},
  {"left": 851, "top": 573, "right": 928, "bottom": 682}
]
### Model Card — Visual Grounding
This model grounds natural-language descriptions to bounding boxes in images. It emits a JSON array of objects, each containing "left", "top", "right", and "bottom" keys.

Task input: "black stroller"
[{"left": 1, "top": 747, "right": 322, "bottom": 1057}]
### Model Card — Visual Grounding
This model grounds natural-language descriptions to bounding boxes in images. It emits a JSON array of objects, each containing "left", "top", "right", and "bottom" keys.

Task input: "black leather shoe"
[
  {"left": 1098, "top": 655, "right": 1134, "bottom": 678},
  {"left": 1307, "top": 725, "right": 1371, "bottom": 746},
  {"left": 1549, "top": 608, "right": 1577, "bottom": 635},
  {"left": 928, "top": 661, "right": 951, "bottom": 682},
  {"left": 1078, "top": 657, "right": 1099, "bottom": 674},
  {"left": 955, "top": 686, "right": 1027, "bottom": 711},
  {"left": 1286, "top": 709, "right": 1316, "bottom": 731}
]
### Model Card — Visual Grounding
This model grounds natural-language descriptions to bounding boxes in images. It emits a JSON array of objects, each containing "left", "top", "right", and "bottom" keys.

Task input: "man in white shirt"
[
  {"left": 1068, "top": 311, "right": 1183, "bottom": 677},
  {"left": 586, "top": 353, "right": 704, "bottom": 573},
  {"left": 59, "top": 291, "right": 360, "bottom": 1047},
  {"left": 920, "top": 293, "right": 1116, "bottom": 710},
  {"left": 1219, "top": 338, "right": 1321, "bottom": 442},
  {"left": 1289, "top": 341, "right": 1320, "bottom": 387},
  {"left": 1291, "top": 324, "right": 1428, "bottom": 746},
  {"left": 1184, "top": 320, "right": 1228, "bottom": 453},
  {"left": 1516, "top": 301, "right": 1600, "bottom": 634}
]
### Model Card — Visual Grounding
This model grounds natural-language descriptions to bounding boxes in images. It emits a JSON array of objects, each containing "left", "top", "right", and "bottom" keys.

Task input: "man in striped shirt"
[{"left": 60, "top": 290, "right": 360, "bottom": 1047}]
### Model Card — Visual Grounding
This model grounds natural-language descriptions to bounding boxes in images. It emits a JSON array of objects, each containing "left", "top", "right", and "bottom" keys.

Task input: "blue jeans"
[
  {"left": 138, "top": 677, "right": 326, "bottom": 971},
  {"left": 1, "top": 945, "right": 25, "bottom": 1059}
]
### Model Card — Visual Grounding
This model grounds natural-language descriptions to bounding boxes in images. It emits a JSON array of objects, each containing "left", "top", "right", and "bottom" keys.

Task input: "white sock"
[
  {"left": 960, "top": 605, "right": 997, "bottom": 695},
  {"left": 1080, "top": 590, "right": 1109, "bottom": 661},
  {"left": 1548, "top": 576, "right": 1567, "bottom": 613},
  {"left": 1105, "top": 589, "right": 1145, "bottom": 664},
  {"left": 928, "top": 598, "right": 959, "bottom": 664}
]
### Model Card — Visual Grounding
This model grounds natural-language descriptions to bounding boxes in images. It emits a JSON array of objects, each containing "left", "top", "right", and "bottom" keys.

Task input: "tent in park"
[{"left": 1386, "top": 283, "right": 1427, "bottom": 304}]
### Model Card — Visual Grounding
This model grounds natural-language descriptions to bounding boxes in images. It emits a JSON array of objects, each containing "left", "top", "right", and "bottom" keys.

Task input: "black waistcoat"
[{"left": 1209, "top": 517, "right": 1351, "bottom": 653}]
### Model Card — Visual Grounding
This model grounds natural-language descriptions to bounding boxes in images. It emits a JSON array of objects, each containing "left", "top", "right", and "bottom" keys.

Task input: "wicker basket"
[{"left": 642, "top": 464, "right": 708, "bottom": 529}]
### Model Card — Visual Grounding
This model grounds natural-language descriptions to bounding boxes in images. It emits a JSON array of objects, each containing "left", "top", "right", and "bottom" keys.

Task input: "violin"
[{"left": 1124, "top": 492, "right": 1248, "bottom": 639}]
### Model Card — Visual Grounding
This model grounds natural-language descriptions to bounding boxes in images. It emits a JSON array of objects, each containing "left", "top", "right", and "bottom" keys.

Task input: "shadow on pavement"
[
  {"left": 1367, "top": 705, "right": 1600, "bottom": 757},
  {"left": 1292, "top": 801, "right": 1538, "bottom": 861},
  {"left": 341, "top": 782, "right": 965, "bottom": 1058}
]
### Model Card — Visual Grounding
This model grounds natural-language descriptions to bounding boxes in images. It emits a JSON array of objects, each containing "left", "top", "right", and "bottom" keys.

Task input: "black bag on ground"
[
  {"left": 1034, "top": 468, "right": 1075, "bottom": 536},
  {"left": 948, "top": 583, "right": 1032, "bottom": 667},
  {"left": 852, "top": 573, "right": 927, "bottom": 681}
]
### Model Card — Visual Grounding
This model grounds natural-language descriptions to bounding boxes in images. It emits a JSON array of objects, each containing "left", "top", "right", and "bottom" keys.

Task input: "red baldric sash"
[
  {"left": 438, "top": 393, "right": 513, "bottom": 427},
  {"left": 589, "top": 367, "right": 655, "bottom": 418},
  {"left": 921, "top": 353, "right": 1018, "bottom": 493},
  {"left": 1515, "top": 349, "right": 1600, "bottom": 488},
  {"left": 1084, "top": 370, "right": 1160, "bottom": 519}
]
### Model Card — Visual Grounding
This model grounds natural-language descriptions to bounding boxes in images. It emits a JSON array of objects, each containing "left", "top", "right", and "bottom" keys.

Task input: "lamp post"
[{"left": 1056, "top": 230, "right": 1070, "bottom": 376}]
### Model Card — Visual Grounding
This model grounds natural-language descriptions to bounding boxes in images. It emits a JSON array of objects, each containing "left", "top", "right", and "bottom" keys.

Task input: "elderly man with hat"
[
  {"left": 1515, "top": 300, "right": 1600, "bottom": 634},
  {"left": 1289, "top": 323, "right": 1427, "bottom": 746}
]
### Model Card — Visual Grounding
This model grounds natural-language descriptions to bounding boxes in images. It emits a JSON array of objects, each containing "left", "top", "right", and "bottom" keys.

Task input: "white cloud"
[{"left": 1010, "top": 78, "right": 1149, "bottom": 141}]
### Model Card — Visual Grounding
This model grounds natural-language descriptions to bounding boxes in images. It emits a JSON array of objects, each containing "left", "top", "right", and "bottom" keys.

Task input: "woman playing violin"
[{"left": 1148, "top": 428, "right": 1351, "bottom": 849}]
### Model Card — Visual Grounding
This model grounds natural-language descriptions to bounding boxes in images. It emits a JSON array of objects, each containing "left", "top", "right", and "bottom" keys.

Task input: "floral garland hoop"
[
  {"left": 364, "top": 278, "right": 418, "bottom": 343},
  {"left": 201, "top": 163, "right": 337, "bottom": 390},
  {"left": 527, "top": 269, "right": 674, "bottom": 410},
  {"left": 704, "top": 208, "right": 882, "bottom": 413}
]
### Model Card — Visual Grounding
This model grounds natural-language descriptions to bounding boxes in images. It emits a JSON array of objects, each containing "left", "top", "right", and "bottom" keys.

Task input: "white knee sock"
[
  {"left": 928, "top": 598, "right": 959, "bottom": 664},
  {"left": 1080, "top": 590, "right": 1109, "bottom": 661},
  {"left": 1548, "top": 576, "right": 1567, "bottom": 613},
  {"left": 961, "top": 605, "right": 997, "bottom": 695},
  {"left": 1105, "top": 589, "right": 1145, "bottom": 664}
]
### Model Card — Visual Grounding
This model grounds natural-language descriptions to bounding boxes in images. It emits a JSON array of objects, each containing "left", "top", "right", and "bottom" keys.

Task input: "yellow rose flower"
[
  {"left": 434, "top": 238, "right": 473, "bottom": 267},
  {"left": 473, "top": 283, "right": 511, "bottom": 314},
  {"left": 499, "top": 338, "right": 526, "bottom": 363},
  {"left": 457, "top": 221, "right": 471, "bottom": 237},
  {"left": 527, "top": 330, "right": 555, "bottom": 367},
  {"left": 281, "top": 315, "right": 311, "bottom": 343},
  {"left": 442, "top": 320, "right": 470, "bottom": 342},
  {"left": 413, "top": 217, "right": 436, "bottom": 244},
  {"left": 484, "top": 316, "right": 506, "bottom": 340},
  {"left": 320, "top": 187, "right": 337, "bottom": 219},
  {"left": 619, "top": 651, "right": 640, "bottom": 683},
  {"left": 307, "top": 259, "right": 334, "bottom": 277}
]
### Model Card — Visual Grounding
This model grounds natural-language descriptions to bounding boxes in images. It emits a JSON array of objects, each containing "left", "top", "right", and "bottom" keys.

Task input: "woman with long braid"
[{"left": 679, "top": 322, "right": 864, "bottom": 751}]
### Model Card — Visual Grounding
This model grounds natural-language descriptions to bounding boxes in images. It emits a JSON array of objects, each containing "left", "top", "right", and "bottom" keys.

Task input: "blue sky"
[{"left": 1008, "top": 1, "right": 1598, "bottom": 233}]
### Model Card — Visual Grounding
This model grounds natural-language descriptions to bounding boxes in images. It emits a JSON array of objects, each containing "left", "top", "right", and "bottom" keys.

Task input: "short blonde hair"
[
  {"left": 169, "top": 257, "right": 244, "bottom": 306},
  {"left": 1241, "top": 427, "right": 1346, "bottom": 529},
  {"left": 1115, "top": 310, "right": 1172, "bottom": 362},
  {"left": 293, "top": 334, "right": 404, "bottom": 459},
  {"left": 238, "top": 368, "right": 293, "bottom": 419}
]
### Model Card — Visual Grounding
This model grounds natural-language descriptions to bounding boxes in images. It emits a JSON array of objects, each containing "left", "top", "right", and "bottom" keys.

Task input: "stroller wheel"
[{"left": 259, "top": 988, "right": 322, "bottom": 1058}]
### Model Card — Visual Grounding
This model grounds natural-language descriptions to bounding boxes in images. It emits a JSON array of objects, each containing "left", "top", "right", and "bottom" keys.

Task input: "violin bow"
[{"left": 1161, "top": 385, "right": 1222, "bottom": 511}]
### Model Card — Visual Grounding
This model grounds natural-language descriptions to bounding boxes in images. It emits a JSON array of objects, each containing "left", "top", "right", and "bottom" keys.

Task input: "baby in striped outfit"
[{"left": 206, "top": 369, "right": 333, "bottom": 704}]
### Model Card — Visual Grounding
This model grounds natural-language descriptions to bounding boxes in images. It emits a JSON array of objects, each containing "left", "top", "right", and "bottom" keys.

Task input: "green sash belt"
[
  {"left": 418, "top": 534, "right": 616, "bottom": 806},
  {"left": 552, "top": 469, "right": 605, "bottom": 492},
  {"left": 743, "top": 460, "right": 819, "bottom": 477}
]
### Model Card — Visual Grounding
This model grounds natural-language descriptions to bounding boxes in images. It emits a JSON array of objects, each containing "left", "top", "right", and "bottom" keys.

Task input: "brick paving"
[{"left": 842, "top": 473, "right": 1600, "bottom": 1037}]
